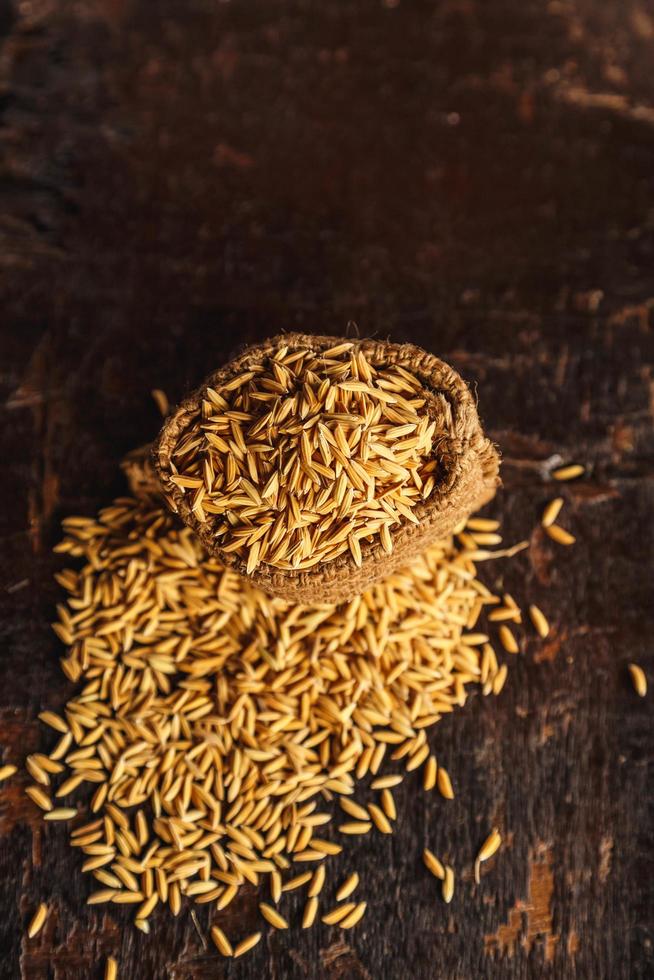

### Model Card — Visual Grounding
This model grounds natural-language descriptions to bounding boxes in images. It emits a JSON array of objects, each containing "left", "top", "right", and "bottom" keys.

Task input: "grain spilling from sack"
[{"left": 28, "top": 485, "right": 523, "bottom": 951}]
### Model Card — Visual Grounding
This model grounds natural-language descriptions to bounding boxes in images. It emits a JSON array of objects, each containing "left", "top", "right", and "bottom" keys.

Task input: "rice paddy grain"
[
  {"left": 552, "top": 464, "right": 585, "bottom": 481},
  {"left": 27, "top": 903, "right": 48, "bottom": 938},
  {"left": 423, "top": 756, "right": 437, "bottom": 791},
  {"left": 628, "top": 664, "right": 647, "bottom": 698},
  {"left": 423, "top": 849, "right": 445, "bottom": 880},
  {"left": 211, "top": 925, "right": 233, "bottom": 956},
  {"left": 442, "top": 867, "right": 454, "bottom": 904},
  {"left": 302, "top": 897, "right": 319, "bottom": 928},
  {"left": 541, "top": 498, "right": 563, "bottom": 527},
  {"left": 339, "top": 901, "right": 367, "bottom": 929},
  {"left": 545, "top": 524, "right": 576, "bottom": 546},
  {"left": 437, "top": 767, "right": 454, "bottom": 800},
  {"left": 529, "top": 605, "right": 549, "bottom": 638},
  {"left": 498, "top": 625, "right": 519, "bottom": 654},
  {"left": 322, "top": 902, "right": 357, "bottom": 925},
  {"left": 260, "top": 903, "right": 289, "bottom": 929},
  {"left": 474, "top": 828, "right": 502, "bottom": 884},
  {"left": 233, "top": 933, "right": 262, "bottom": 958},
  {"left": 336, "top": 873, "right": 359, "bottom": 901}
]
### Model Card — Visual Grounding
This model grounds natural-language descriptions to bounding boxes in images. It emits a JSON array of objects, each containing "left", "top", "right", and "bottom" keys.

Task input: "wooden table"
[{"left": 1, "top": 1, "right": 652, "bottom": 977}]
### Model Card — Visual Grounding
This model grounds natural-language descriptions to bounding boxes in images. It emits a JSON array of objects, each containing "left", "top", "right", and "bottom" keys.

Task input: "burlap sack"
[{"left": 153, "top": 333, "right": 500, "bottom": 604}]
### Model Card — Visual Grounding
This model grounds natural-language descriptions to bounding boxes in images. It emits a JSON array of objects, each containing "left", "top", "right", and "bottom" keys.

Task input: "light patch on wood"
[
  {"left": 319, "top": 941, "right": 373, "bottom": 980},
  {"left": 484, "top": 846, "right": 559, "bottom": 962},
  {"left": 533, "top": 635, "right": 562, "bottom": 664}
]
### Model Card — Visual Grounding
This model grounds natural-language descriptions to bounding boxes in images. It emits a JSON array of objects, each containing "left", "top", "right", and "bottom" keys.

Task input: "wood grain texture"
[{"left": 0, "top": 1, "right": 653, "bottom": 978}]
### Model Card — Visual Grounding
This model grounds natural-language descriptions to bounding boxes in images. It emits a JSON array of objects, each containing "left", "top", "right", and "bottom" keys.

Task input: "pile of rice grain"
[
  {"left": 30, "top": 490, "right": 510, "bottom": 949},
  {"left": 163, "top": 342, "right": 443, "bottom": 571}
]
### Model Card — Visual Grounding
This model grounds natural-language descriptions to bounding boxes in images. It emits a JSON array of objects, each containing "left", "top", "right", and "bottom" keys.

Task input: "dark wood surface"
[{"left": 1, "top": 1, "right": 653, "bottom": 977}]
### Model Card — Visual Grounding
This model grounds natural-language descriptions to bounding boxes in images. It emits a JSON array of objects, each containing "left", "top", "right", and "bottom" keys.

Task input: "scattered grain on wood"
[
  {"left": 437, "top": 767, "right": 454, "bottom": 800},
  {"left": 35, "top": 429, "right": 535, "bottom": 956},
  {"left": 211, "top": 925, "right": 233, "bottom": 957},
  {"left": 260, "top": 903, "right": 289, "bottom": 929},
  {"left": 339, "top": 901, "right": 367, "bottom": 929},
  {"left": 423, "top": 755, "right": 437, "bottom": 791},
  {"left": 336, "top": 873, "right": 359, "bottom": 901},
  {"left": 474, "top": 827, "right": 502, "bottom": 884},
  {"left": 423, "top": 849, "right": 445, "bottom": 880},
  {"left": 541, "top": 497, "right": 564, "bottom": 527},
  {"left": 628, "top": 663, "right": 647, "bottom": 698},
  {"left": 498, "top": 625, "right": 519, "bottom": 654},
  {"left": 442, "top": 866, "right": 455, "bottom": 904},
  {"left": 27, "top": 903, "right": 48, "bottom": 938},
  {"left": 322, "top": 902, "right": 357, "bottom": 925},
  {"left": 302, "top": 897, "right": 319, "bottom": 929},
  {"left": 552, "top": 464, "right": 585, "bottom": 481},
  {"left": 529, "top": 604, "right": 550, "bottom": 638},
  {"left": 545, "top": 524, "right": 576, "bottom": 546},
  {"left": 233, "top": 933, "right": 262, "bottom": 958}
]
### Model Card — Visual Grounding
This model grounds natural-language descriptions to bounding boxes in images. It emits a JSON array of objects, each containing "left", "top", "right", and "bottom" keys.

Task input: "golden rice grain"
[
  {"left": 27, "top": 903, "right": 48, "bottom": 938},
  {"left": 105, "top": 956, "right": 118, "bottom": 980},
  {"left": 422, "top": 756, "right": 437, "bottom": 791},
  {"left": 338, "top": 822, "right": 371, "bottom": 835},
  {"left": 493, "top": 664, "right": 508, "bottom": 695},
  {"left": 283, "top": 872, "right": 313, "bottom": 893},
  {"left": 552, "top": 464, "right": 585, "bottom": 481},
  {"left": 474, "top": 827, "right": 502, "bottom": 884},
  {"left": 259, "top": 903, "right": 288, "bottom": 929},
  {"left": 541, "top": 497, "right": 564, "bottom": 528},
  {"left": 380, "top": 789, "right": 396, "bottom": 821},
  {"left": 465, "top": 518, "right": 500, "bottom": 532},
  {"left": 339, "top": 901, "right": 367, "bottom": 929},
  {"left": 437, "top": 767, "right": 454, "bottom": 800},
  {"left": 308, "top": 865, "right": 326, "bottom": 898},
  {"left": 270, "top": 870, "right": 282, "bottom": 904},
  {"left": 367, "top": 804, "right": 393, "bottom": 834},
  {"left": 322, "top": 902, "right": 357, "bottom": 925},
  {"left": 545, "top": 524, "right": 576, "bottom": 546},
  {"left": 442, "top": 866, "right": 454, "bottom": 903},
  {"left": 369, "top": 775, "right": 403, "bottom": 790},
  {"left": 233, "top": 933, "right": 262, "bottom": 958},
  {"left": 528, "top": 605, "right": 549, "bottom": 638},
  {"left": 25, "top": 786, "right": 53, "bottom": 811},
  {"left": 498, "top": 625, "right": 519, "bottom": 654},
  {"left": 87, "top": 889, "right": 118, "bottom": 905},
  {"left": 43, "top": 808, "right": 77, "bottom": 821},
  {"left": 0, "top": 764, "right": 17, "bottom": 782},
  {"left": 488, "top": 607, "right": 521, "bottom": 624},
  {"left": 339, "top": 799, "right": 370, "bottom": 821},
  {"left": 423, "top": 848, "right": 445, "bottom": 880},
  {"left": 211, "top": 925, "right": 233, "bottom": 957},
  {"left": 628, "top": 663, "right": 647, "bottom": 698},
  {"left": 38, "top": 711, "right": 68, "bottom": 734},
  {"left": 336, "top": 873, "right": 359, "bottom": 902},
  {"left": 302, "top": 896, "right": 319, "bottom": 928}
]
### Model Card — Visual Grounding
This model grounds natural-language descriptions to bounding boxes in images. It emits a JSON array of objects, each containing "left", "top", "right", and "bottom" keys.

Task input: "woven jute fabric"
[{"left": 153, "top": 333, "right": 500, "bottom": 603}]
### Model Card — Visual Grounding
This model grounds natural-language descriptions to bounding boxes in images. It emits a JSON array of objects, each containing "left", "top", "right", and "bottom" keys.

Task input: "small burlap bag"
[{"left": 153, "top": 333, "right": 500, "bottom": 604}]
